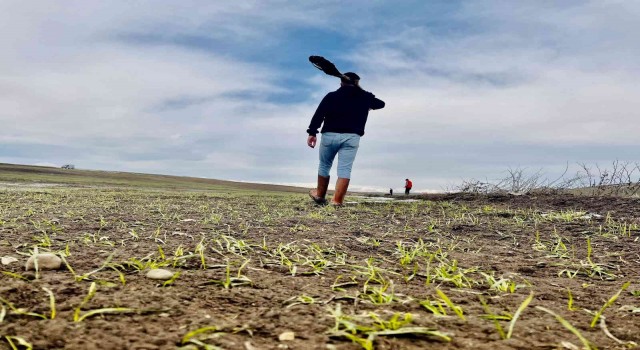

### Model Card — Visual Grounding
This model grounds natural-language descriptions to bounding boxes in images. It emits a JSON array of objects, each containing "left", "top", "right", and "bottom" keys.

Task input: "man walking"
[
  {"left": 405, "top": 178, "right": 413, "bottom": 195},
  {"left": 307, "top": 72, "right": 385, "bottom": 206}
]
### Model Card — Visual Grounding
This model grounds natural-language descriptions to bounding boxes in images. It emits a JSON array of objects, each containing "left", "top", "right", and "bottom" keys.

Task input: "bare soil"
[{"left": 1, "top": 187, "right": 639, "bottom": 350}]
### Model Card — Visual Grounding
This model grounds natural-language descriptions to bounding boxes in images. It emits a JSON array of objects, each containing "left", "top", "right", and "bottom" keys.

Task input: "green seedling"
[
  {"left": 62, "top": 252, "right": 117, "bottom": 282},
  {"left": 419, "top": 299, "right": 447, "bottom": 317},
  {"left": 354, "top": 258, "right": 390, "bottom": 286},
  {"left": 172, "top": 245, "right": 185, "bottom": 267},
  {"left": 32, "top": 231, "right": 52, "bottom": 248},
  {"left": 599, "top": 221, "right": 639, "bottom": 237},
  {"left": 162, "top": 271, "right": 181, "bottom": 287},
  {"left": 0, "top": 295, "right": 48, "bottom": 320},
  {"left": 506, "top": 292, "right": 534, "bottom": 339},
  {"left": 1, "top": 271, "right": 29, "bottom": 281},
  {"left": 284, "top": 295, "right": 315, "bottom": 308},
  {"left": 558, "top": 269, "right": 579, "bottom": 279},
  {"left": 532, "top": 231, "right": 547, "bottom": 252},
  {"left": 536, "top": 306, "right": 596, "bottom": 350},
  {"left": 42, "top": 287, "right": 56, "bottom": 319},
  {"left": 299, "top": 257, "right": 328, "bottom": 275},
  {"left": 73, "top": 282, "right": 134, "bottom": 322},
  {"left": 578, "top": 238, "right": 617, "bottom": 280},
  {"left": 76, "top": 307, "right": 135, "bottom": 322},
  {"left": 586, "top": 237, "right": 594, "bottom": 265},
  {"left": 435, "top": 289, "right": 465, "bottom": 321},
  {"left": 181, "top": 325, "right": 223, "bottom": 345},
  {"left": 479, "top": 296, "right": 508, "bottom": 339},
  {"left": 567, "top": 289, "right": 578, "bottom": 311},
  {"left": 403, "top": 262, "right": 420, "bottom": 282},
  {"left": 123, "top": 254, "right": 169, "bottom": 272},
  {"left": 73, "top": 282, "right": 97, "bottom": 321},
  {"left": 328, "top": 304, "right": 451, "bottom": 350},
  {"left": 289, "top": 223, "right": 310, "bottom": 232},
  {"left": 214, "top": 234, "right": 252, "bottom": 256},
  {"left": 430, "top": 259, "right": 475, "bottom": 288},
  {"left": 204, "top": 212, "right": 223, "bottom": 225},
  {"left": 195, "top": 238, "right": 207, "bottom": 269},
  {"left": 332, "top": 275, "right": 359, "bottom": 292},
  {"left": 207, "top": 259, "right": 251, "bottom": 289},
  {"left": 4, "top": 336, "right": 33, "bottom": 350},
  {"left": 425, "top": 254, "right": 435, "bottom": 285},
  {"left": 549, "top": 232, "right": 570, "bottom": 258},
  {"left": 590, "top": 281, "right": 631, "bottom": 327},
  {"left": 481, "top": 272, "right": 522, "bottom": 293},
  {"left": 541, "top": 210, "right": 587, "bottom": 222},
  {"left": 158, "top": 245, "right": 165, "bottom": 260},
  {"left": 361, "top": 279, "right": 396, "bottom": 305},
  {"left": 395, "top": 239, "right": 430, "bottom": 267},
  {"left": 108, "top": 265, "right": 127, "bottom": 286}
]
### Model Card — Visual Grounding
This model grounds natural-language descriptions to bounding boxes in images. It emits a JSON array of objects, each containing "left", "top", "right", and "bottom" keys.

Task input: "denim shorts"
[{"left": 318, "top": 132, "right": 361, "bottom": 179}]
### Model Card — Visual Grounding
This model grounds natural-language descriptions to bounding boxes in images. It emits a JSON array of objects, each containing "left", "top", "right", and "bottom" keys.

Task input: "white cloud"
[
  {"left": 340, "top": 1, "right": 640, "bottom": 189},
  {"left": 2, "top": 1, "right": 639, "bottom": 192}
]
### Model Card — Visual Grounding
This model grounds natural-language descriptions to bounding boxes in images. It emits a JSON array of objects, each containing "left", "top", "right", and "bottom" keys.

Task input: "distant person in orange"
[{"left": 404, "top": 179, "right": 412, "bottom": 195}]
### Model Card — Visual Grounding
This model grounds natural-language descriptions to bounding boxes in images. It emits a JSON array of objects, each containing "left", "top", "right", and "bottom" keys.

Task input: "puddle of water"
[{"left": 351, "top": 196, "right": 420, "bottom": 203}]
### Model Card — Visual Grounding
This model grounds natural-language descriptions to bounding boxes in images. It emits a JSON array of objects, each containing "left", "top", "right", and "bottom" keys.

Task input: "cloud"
[
  {"left": 341, "top": 1, "right": 640, "bottom": 189},
  {"left": 2, "top": 1, "right": 639, "bottom": 192}
]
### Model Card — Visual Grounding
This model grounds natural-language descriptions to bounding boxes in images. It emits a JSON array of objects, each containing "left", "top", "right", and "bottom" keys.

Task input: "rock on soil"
[
  {"left": 25, "top": 253, "right": 62, "bottom": 270},
  {"left": 146, "top": 269, "right": 174, "bottom": 280},
  {"left": 1, "top": 256, "right": 19, "bottom": 265},
  {"left": 278, "top": 331, "right": 295, "bottom": 341}
]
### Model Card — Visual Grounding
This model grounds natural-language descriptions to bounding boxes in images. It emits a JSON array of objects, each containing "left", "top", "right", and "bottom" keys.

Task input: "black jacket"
[{"left": 307, "top": 86, "right": 385, "bottom": 137}]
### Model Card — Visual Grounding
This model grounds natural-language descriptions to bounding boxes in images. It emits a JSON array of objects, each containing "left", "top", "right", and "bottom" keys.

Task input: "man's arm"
[
  {"left": 370, "top": 95, "right": 385, "bottom": 110},
  {"left": 307, "top": 94, "right": 330, "bottom": 136}
]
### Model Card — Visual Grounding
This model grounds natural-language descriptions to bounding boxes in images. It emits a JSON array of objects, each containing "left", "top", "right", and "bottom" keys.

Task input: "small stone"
[
  {"left": 278, "top": 331, "right": 295, "bottom": 341},
  {"left": 244, "top": 342, "right": 259, "bottom": 350},
  {"left": 25, "top": 253, "right": 62, "bottom": 271},
  {"left": 146, "top": 269, "right": 174, "bottom": 280},
  {"left": 1, "top": 256, "right": 18, "bottom": 265},
  {"left": 619, "top": 305, "right": 640, "bottom": 313}
]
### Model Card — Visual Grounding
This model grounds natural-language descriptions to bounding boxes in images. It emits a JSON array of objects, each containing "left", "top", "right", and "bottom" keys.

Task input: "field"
[{"left": 1, "top": 165, "right": 640, "bottom": 350}]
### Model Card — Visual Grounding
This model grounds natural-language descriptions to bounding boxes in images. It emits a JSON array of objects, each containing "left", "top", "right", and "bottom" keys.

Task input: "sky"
[{"left": 1, "top": 1, "right": 639, "bottom": 192}]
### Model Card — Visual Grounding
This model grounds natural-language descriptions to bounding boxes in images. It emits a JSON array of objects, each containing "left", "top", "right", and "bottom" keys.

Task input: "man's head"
[{"left": 341, "top": 72, "right": 360, "bottom": 86}]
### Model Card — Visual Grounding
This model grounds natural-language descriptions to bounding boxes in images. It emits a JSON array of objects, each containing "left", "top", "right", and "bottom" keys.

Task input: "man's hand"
[{"left": 307, "top": 135, "right": 317, "bottom": 148}]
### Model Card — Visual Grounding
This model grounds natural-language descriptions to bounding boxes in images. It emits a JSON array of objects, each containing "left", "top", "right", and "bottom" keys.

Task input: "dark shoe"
[
  {"left": 309, "top": 189, "right": 328, "bottom": 205},
  {"left": 330, "top": 178, "right": 350, "bottom": 206},
  {"left": 309, "top": 175, "right": 330, "bottom": 204}
]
